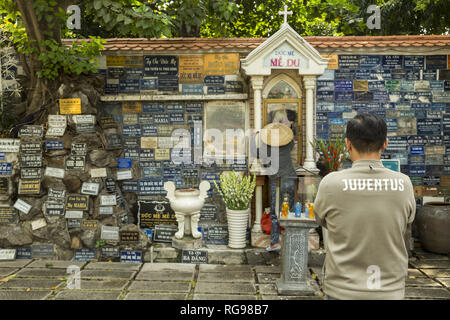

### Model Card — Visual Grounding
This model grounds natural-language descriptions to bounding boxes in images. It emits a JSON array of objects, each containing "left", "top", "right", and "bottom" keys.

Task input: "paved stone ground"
[{"left": 0, "top": 248, "right": 448, "bottom": 300}]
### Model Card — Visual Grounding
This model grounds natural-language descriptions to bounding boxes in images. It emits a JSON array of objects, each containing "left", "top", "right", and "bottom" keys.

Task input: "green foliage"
[
  {"left": 37, "top": 37, "right": 105, "bottom": 80},
  {"left": 214, "top": 171, "right": 256, "bottom": 210},
  {"left": 95, "top": 239, "right": 105, "bottom": 248},
  {"left": 82, "top": 0, "right": 172, "bottom": 38}
]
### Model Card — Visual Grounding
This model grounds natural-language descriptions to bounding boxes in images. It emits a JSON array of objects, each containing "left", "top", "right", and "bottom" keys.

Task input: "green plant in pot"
[{"left": 215, "top": 171, "right": 256, "bottom": 249}]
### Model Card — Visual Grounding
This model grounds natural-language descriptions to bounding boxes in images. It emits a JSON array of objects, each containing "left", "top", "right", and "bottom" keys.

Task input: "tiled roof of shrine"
[{"left": 63, "top": 35, "right": 450, "bottom": 52}]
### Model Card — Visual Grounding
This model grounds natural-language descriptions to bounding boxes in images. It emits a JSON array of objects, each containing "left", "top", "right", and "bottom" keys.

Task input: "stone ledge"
[{"left": 101, "top": 94, "right": 248, "bottom": 102}]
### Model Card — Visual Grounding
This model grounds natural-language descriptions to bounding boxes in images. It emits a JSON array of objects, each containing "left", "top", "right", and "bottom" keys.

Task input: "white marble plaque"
[
  {"left": 99, "top": 206, "right": 114, "bottom": 215},
  {"left": 0, "top": 249, "right": 16, "bottom": 261},
  {"left": 117, "top": 170, "right": 132, "bottom": 181},
  {"left": 100, "top": 195, "right": 117, "bottom": 206},
  {"left": 13, "top": 199, "right": 32, "bottom": 214},
  {"left": 44, "top": 167, "right": 65, "bottom": 179},
  {"left": 90, "top": 168, "right": 107, "bottom": 178},
  {"left": 65, "top": 210, "right": 83, "bottom": 219},
  {"left": 0, "top": 139, "right": 20, "bottom": 153},
  {"left": 101, "top": 225, "right": 119, "bottom": 241},
  {"left": 74, "top": 115, "right": 96, "bottom": 124},
  {"left": 31, "top": 218, "right": 47, "bottom": 230},
  {"left": 81, "top": 182, "right": 100, "bottom": 196}
]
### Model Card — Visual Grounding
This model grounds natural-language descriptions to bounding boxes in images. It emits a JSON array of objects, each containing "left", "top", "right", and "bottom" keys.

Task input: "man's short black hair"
[{"left": 345, "top": 113, "right": 387, "bottom": 153}]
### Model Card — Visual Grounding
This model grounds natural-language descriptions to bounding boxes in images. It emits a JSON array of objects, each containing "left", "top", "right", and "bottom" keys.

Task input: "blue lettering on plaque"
[
  {"left": 382, "top": 55, "right": 403, "bottom": 69},
  {"left": 409, "top": 165, "right": 426, "bottom": 176},
  {"left": 120, "top": 250, "right": 142, "bottom": 263},
  {"left": 334, "top": 80, "right": 353, "bottom": 91},
  {"left": 182, "top": 84, "right": 204, "bottom": 95},
  {"left": 122, "top": 181, "right": 138, "bottom": 193},
  {"left": 410, "top": 146, "right": 425, "bottom": 156},
  {"left": 0, "top": 163, "right": 12, "bottom": 175},
  {"left": 122, "top": 125, "right": 142, "bottom": 137},
  {"left": 355, "top": 70, "right": 373, "bottom": 80},
  {"left": 404, "top": 56, "right": 425, "bottom": 70},
  {"left": 359, "top": 55, "right": 382, "bottom": 69},
  {"left": 45, "top": 140, "right": 64, "bottom": 150},
  {"left": 117, "top": 158, "right": 132, "bottom": 169},
  {"left": 143, "top": 102, "right": 164, "bottom": 113},
  {"left": 186, "top": 102, "right": 203, "bottom": 113}
]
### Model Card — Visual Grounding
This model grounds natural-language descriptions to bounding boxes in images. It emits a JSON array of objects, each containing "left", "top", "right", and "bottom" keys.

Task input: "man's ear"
[
  {"left": 345, "top": 138, "right": 352, "bottom": 151},
  {"left": 382, "top": 138, "right": 389, "bottom": 151}
]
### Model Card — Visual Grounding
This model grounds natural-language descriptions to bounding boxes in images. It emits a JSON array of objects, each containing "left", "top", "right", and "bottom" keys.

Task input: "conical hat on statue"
[{"left": 260, "top": 123, "right": 293, "bottom": 147}]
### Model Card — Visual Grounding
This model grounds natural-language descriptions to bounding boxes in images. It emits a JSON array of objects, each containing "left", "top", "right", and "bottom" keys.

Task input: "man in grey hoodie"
[{"left": 314, "top": 113, "right": 416, "bottom": 300}]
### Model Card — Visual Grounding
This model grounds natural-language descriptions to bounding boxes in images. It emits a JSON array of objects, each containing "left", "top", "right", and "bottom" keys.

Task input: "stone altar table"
[{"left": 276, "top": 216, "right": 318, "bottom": 296}]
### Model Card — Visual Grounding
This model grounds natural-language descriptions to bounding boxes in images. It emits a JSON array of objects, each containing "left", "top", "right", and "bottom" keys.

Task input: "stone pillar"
[
  {"left": 276, "top": 217, "right": 319, "bottom": 296},
  {"left": 303, "top": 76, "right": 317, "bottom": 170},
  {"left": 251, "top": 76, "right": 264, "bottom": 233}
]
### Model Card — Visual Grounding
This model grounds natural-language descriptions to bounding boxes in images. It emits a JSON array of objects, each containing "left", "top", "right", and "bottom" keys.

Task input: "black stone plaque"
[
  {"left": 206, "top": 225, "right": 228, "bottom": 244},
  {"left": 144, "top": 56, "right": 178, "bottom": 76},
  {"left": 18, "top": 125, "right": 44, "bottom": 139},
  {"left": 426, "top": 55, "right": 447, "bottom": 70},
  {"left": 181, "top": 250, "right": 208, "bottom": 264},
  {"left": 0, "top": 207, "right": 18, "bottom": 224},
  {"left": 204, "top": 75, "right": 224, "bottom": 85},
  {"left": 359, "top": 55, "right": 381, "bottom": 69},
  {"left": 138, "top": 200, "right": 176, "bottom": 229},
  {"left": 169, "top": 112, "right": 185, "bottom": 124},
  {"left": 226, "top": 81, "right": 244, "bottom": 93},
  {"left": 121, "top": 180, "right": 138, "bottom": 193},
  {"left": 105, "top": 133, "right": 123, "bottom": 150},
  {"left": 140, "top": 78, "right": 158, "bottom": 91},
  {"left": 382, "top": 55, "right": 403, "bottom": 69},
  {"left": 158, "top": 76, "right": 179, "bottom": 91},
  {"left": 404, "top": 56, "right": 425, "bottom": 70},
  {"left": 66, "top": 195, "right": 89, "bottom": 211},
  {"left": 44, "top": 202, "right": 65, "bottom": 216},
  {"left": 21, "top": 168, "right": 42, "bottom": 179},
  {"left": 417, "top": 119, "right": 441, "bottom": 135},
  {"left": 120, "top": 231, "right": 139, "bottom": 244},
  {"left": 71, "top": 143, "right": 87, "bottom": 156},
  {"left": 48, "top": 188, "right": 66, "bottom": 202},
  {"left": 338, "top": 55, "right": 360, "bottom": 69},
  {"left": 107, "top": 67, "right": 125, "bottom": 79},
  {"left": 20, "top": 154, "right": 42, "bottom": 168},
  {"left": 20, "top": 142, "right": 41, "bottom": 154},
  {"left": 207, "top": 85, "right": 226, "bottom": 95},
  {"left": 66, "top": 155, "right": 85, "bottom": 170},
  {"left": 153, "top": 224, "right": 178, "bottom": 242}
]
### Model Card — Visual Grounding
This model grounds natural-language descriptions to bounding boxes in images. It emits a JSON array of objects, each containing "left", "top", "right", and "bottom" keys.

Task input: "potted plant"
[
  {"left": 214, "top": 171, "right": 256, "bottom": 249},
  {"left": 312, "top": 135, "right": 348, "bottom": 177}
]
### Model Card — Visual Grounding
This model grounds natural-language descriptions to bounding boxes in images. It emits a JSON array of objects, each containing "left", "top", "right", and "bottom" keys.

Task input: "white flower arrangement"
[{"left": 214, "top": 171, "right": 256, "bottom": 211}]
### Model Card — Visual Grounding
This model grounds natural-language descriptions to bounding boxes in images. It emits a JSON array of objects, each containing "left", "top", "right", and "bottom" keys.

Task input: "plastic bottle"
[
  {"left": 304, "top": 203, "right": 309, "bottom": 218},
  {"left": 308, "top": 203, "right": 315, "bottom": 219},
  {"left": 295, "top": 202, "right": 302, "bottom": 217},
  {"left": 281, "top": 194, "right": 289, "bottom": 218}
]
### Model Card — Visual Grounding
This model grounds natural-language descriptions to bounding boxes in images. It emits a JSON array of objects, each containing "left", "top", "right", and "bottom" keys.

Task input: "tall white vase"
[{"left": 226, "top": 208, "right": 249, "bottom": 249}]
